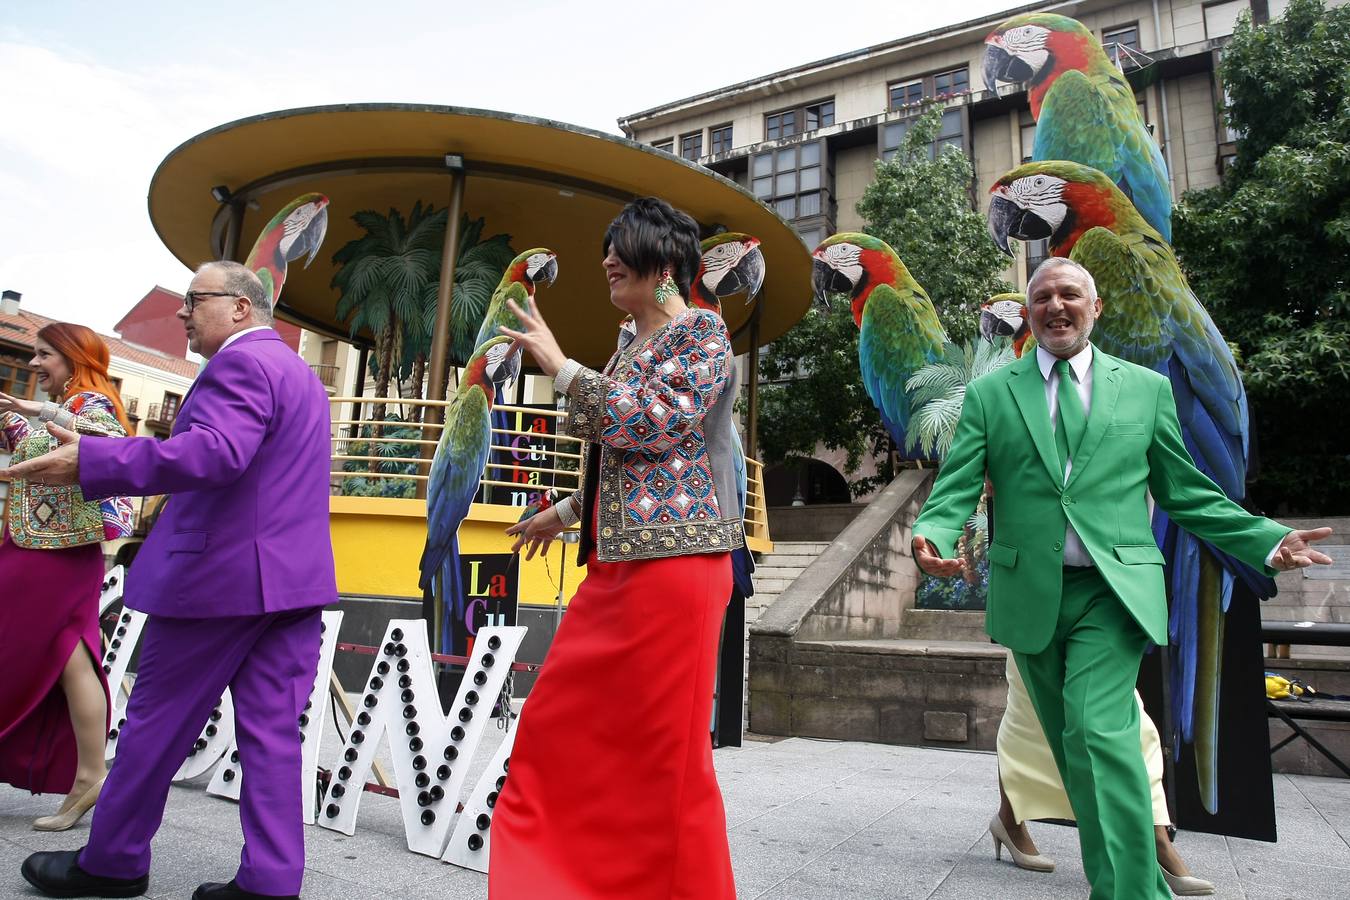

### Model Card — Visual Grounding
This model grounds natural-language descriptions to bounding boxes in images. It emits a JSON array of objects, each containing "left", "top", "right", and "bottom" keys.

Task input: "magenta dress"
[{"left": 0, "top": 395, "right": 124, "bottom": 794}]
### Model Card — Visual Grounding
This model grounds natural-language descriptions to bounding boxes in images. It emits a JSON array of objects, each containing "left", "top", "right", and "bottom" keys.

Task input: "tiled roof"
[{"left": 0, "top": 307, "right": 200, "bottom": 380}]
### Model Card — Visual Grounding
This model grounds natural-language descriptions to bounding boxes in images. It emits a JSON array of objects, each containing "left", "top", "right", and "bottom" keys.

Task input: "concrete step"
[
  {"left": 767, "top": 541, "right": 831, "bottom": 554},
  {"left": 751, "top": 576, "right": 795, "bottom": 593},
  {"left": 758, "top": 552, "right": 824, "bottom": 567},
  {"left": 754, "top": 565, "right": 809, "bottom": 580},
  {"left": 900, "top": 609, "right": 988, "bottom": 643}
]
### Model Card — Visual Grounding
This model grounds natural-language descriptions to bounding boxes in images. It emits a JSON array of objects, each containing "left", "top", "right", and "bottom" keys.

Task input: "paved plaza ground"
[{"left": 1, "top": 728, "right": 1347, "bottom": 899}]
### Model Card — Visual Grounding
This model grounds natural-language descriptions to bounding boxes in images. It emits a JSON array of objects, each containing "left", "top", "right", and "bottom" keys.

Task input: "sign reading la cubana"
[{"left": 478, "top": 404, "right": 562, "bottom": 508}]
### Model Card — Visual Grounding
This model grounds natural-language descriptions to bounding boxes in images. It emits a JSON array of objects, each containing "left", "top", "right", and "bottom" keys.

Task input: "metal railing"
[
  {"left": 145, "top": 402, "right": 177, "bottom": 428},
  {"left": 311, "top": 364, "right": 339, "bottom": 387},
  {"left": 328, "top": 396, "right": 770, "bottom": 542}
]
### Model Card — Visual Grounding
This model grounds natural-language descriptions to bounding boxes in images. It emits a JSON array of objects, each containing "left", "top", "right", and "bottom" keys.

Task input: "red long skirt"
[
  {"left": 0, "top": 532, "right": 109, "bottom": 794},
  {"left": 489, "top": 551, "right": 736, "bottom": 900}
]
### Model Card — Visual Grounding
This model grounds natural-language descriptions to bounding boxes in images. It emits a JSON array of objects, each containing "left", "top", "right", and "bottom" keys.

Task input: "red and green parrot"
[
  {"left": 811, "top": 233, "right": 947, "bottom": 456},
  {"left": 691, "top": 232, "right": 765, "bottom": 316},
  {"left": 243, "top": 193, "right": 330, "bottom": 306},
  {"left": 983, "top": 13, "right": 1172, "bottom": 241},
  {"left": 692, "top": 232, "right": 766, "bottom": 599},
  {"left": 474, "top": 248, "right": 559, "bottom": 386},
  {"left": 988, "top": 159, "right": 1270, "bottom": 812},
  {"left": 979, "top": 292, "right": 1033, "bottom": 358},
  {"left": 420, "top": 336, "right": 514, "bottom": 656}
]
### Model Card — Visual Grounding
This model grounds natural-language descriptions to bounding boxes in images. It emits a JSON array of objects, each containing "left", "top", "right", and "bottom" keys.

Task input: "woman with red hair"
[{"left": 0, "top": 322, "right": 134, "bottom": 830}]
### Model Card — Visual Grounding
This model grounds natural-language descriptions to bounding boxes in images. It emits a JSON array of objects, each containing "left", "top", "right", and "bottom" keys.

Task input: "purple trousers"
[{"left": 79, "top": 609, "right": 322, "bottom": 895}]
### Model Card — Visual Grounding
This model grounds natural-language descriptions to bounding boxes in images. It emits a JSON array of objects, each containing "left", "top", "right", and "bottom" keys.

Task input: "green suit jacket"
[{"left": 912, "top": 346, "right": 1287, "bottom": 655}]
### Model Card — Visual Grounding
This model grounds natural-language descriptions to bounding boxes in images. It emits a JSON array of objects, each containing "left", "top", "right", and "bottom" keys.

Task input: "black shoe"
[
  {"left": 20, "top": 850, "right": 148, "bottom": 898},
  {"left": 192, "top": 881, "right": 299, "bottom": 899}
]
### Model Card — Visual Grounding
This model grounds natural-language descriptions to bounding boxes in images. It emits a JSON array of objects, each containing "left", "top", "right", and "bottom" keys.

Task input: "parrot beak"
[
  {"left": 727, "top": 245, "right": 766, "bottom": 307},
  {"left": 982, "top": 41, "right": 1034, "bottom": 91},
  {"left": 301, "top": 205, "right": 330, "bottom": 268},
  {"left": 812, "top": 257, "right": 851, "bottom": 308},
  {"left": 979, "top": 308, "right": 1000, "bottom": 343},
  {"left": 533, "top": 256, "right": 559, "bottom": 287},
  {"left": 987, "top": 194, "right": 1051, "bottom": 256}
]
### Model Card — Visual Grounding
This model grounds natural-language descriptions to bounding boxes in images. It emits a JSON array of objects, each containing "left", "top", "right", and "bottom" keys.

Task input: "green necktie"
[{"left": 1053, "top": 358, "right": 1086, "bottom": 481}]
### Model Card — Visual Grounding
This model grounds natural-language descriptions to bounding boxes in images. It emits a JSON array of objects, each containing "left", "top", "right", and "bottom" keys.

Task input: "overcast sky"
[{"left": 0, "top": 0, "right": 1017, "bottom": 335}]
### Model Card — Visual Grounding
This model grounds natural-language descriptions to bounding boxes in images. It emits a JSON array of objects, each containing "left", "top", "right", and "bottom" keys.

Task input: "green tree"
[
  {"left": 756, "top": 106, "right": 1013, "bottom": 493},
  {"left": 1171, "top": 0, "right": 1350, "bottom": 514},
  {"left": 339, "top": 415, "right": 421, "bottom": 499},
  {"left": 857, "top": 107, "right": 1014, "bottom": 343}
]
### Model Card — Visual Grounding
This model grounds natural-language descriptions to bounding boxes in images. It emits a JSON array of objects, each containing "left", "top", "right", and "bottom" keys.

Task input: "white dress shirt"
[
  {"left": 220, "top": 326, "right": 271, "bottom": 351},
  {"left": 1036, "top": 344, "right": 1095, "bottom": 566}
]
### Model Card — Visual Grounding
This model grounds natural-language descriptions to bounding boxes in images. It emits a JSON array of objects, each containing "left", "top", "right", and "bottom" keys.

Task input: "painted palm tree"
[
  {"left": 906, "top": 338, "right": 1015, "bottom": 580},
  {"left": 332, "top": 204, "right": 515, "bottom": 424},
  {"left": 402, "top": 215, "right": 517, "bottom": 408}
]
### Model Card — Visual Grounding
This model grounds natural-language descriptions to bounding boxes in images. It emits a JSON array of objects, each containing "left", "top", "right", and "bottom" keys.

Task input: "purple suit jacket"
[{"left": 80, "top": 330, "right": 337, "bottom": 618}]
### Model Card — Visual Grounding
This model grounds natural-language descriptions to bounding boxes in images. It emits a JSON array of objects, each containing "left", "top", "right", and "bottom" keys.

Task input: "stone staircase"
[{"left": 741, "top": 542, "right": 828, "bottom": 724}]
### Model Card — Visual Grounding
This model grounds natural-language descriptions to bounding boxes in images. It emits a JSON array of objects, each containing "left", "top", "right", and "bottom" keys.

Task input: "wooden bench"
[{"left": 1261, "top": 621, "right": 1350, "bottom": 778}]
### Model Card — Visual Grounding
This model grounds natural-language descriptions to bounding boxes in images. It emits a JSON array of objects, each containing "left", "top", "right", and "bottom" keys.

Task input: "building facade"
[{"left": 620, "top": 0, "right": 1313, "bottom": 288}]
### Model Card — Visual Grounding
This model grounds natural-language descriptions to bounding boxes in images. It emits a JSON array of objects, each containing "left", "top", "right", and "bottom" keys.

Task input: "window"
[
  {"left": 1103, "top": 23, "right": 1140, "bottom": 53},
  {"left": 162, "top": 392, "right": 181, "bottom": 420},
  {"left": 709, "top": 124, "right": 733, "bottom": 155},
  {"left": 765, "top": 99, "right": 834, "bottom": 141},
  {"left": 888, "top": 66, "right": 970, "bottom": 110},
  {"left": 804, "top": 100, "right": 834, "bottom": 131},
  {"left": 751, "top": 140, "right": 832, "bottom": 228},
  {"left": 652, "top": 138, "right": 674, "bottom": 153},
  {"left": 1204, "top": 1, "right": 1250, "bottom": 39},
  {"left": 0, "top": 358, "right": 35, "bottom": 401},
  {"left": 679, "top": 131, "right": 703, "bottom": 161},
  {"left": 1025, "top": 240, "right": 1051, "bottom": 280},
  {"left": 933, "top": 67, "right": 970, "bottom": 99},
  {"left": 888, "top": 79, "right": 924, "bottom": 110},
  {"left": 880, "top": 108, "right": 966, "bottom": 161},
  {"left": 1020, "top": 111, "right": 1037, "bottom": 163}
]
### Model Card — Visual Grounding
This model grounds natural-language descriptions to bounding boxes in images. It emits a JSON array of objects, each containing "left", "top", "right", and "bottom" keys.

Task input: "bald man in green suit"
[{"left": 912, "top": 259, "right": 1332, "bottom": 900}]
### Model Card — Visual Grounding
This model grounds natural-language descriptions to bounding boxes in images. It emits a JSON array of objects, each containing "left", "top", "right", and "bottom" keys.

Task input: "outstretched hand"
[
  {"left": 505, "top": 504, "right": 567, "bottom": 560},
  {"left": 1, "top": 422, "right": 81, "bottom": 485},
  {"left": 913, "top": 535, "right": 966, "bottom": 578},
  {"left": 0, "top": 391, "right": 41, "bottom": 418},
  {"left": 1272, "top": 527, "right": 1335, "bottom": 571},
  {"left": 498, "top": 296, "right": 567, "bottom": 378}
]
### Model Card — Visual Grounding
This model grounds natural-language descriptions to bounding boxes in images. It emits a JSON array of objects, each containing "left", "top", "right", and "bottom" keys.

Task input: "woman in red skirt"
[
  {"left": 0, "top": 323, "right": 133, "bottom": 830},
  {"left": 492, "top": 198, "right": 742, "bottom": 899}
]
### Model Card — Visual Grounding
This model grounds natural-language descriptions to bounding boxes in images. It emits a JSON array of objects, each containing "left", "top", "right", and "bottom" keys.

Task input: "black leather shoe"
[
  {"left": 192, "top": 881, "right": 299, "bottom": 899},
  {"left": 20, "top": 849, "right": 148, "bottom": 898}
]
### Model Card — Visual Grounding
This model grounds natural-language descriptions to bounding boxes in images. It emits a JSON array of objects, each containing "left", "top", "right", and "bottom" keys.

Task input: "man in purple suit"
[{"left": 10, "top": 261, "right": 337, "bottom": 900}]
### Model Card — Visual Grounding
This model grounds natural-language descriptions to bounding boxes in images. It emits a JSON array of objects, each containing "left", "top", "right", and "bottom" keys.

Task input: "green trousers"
[{"left": 1013, "top": 567, "right": 1171, "bottom": 900}]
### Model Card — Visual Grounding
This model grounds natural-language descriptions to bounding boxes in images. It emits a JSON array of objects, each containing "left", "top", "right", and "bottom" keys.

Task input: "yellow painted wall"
[{"left": 330, "top": 495, "right": 587, "bottom": 607}]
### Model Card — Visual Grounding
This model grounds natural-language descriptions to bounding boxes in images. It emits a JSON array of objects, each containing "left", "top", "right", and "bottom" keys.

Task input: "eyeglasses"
[{"left": 182, "top": 290, "right": 243, "bottom": 313}]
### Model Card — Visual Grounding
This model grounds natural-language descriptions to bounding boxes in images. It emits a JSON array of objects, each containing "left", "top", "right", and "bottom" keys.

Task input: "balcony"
[
  {"left": 144, "top": 402, "right": 178, "bottom": 432},
  {"left": 311, "top": 364, "right": 339, "bottom": 388}
]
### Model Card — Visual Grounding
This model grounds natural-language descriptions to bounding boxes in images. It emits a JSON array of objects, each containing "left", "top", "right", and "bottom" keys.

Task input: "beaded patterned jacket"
[
  {"left": 555, "top": 307, "right": 744, "bottom": 563},
  {"left": 2, "top": 391, "right": 134, "bottom": 549}
]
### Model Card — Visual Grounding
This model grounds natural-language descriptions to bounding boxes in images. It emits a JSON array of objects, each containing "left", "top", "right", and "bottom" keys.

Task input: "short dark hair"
[
  {"left": 196, "top": 261, "right": 272, "bottom": 324},
  {"left": 602, "top": 197, "right": 701, "bottom": 301}
]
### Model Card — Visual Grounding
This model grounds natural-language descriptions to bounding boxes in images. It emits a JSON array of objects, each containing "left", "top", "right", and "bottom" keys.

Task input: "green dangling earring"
[{"left": 654, "top": 269, "right": 679, "bottom": 306}]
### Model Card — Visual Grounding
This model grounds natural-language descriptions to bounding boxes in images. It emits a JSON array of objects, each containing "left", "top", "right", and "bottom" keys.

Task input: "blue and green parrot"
[
  {"left": 983, "top": 13, "right": 1172, "bottom": 241},
  {"left": 988, "top": 159, "right": 1270, "bottom": 812},
  {"left": 811, "top": 233, "right": 948, "bottom": 457},
  {"left": 420, "top": 336, "right": 514, "bottom": 655},
  {"left": 243, "top": 193, "right": 330, "bottom": 306},
  {"left": 692, "top": 232, "right": 766, "bottom": 599}
]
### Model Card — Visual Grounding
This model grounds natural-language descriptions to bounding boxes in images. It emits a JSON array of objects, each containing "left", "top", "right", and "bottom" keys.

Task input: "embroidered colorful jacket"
[
  {"left": 556, "top": 307, "right": 744, "bottom": 562},
  {"left": 2, "top": 391, "right": 134, "bottom": 548}
]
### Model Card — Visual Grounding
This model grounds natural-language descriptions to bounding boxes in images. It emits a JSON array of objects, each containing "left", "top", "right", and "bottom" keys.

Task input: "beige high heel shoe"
[
  {"left": 1161, "top": 862, "right": 1215, "bottom": 896},
  {"left": 32, "top": 776, "right": 104, "bottom": 832},
  {"left": 988, "top": 814, "right": 1056, "bottom": 872}
]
